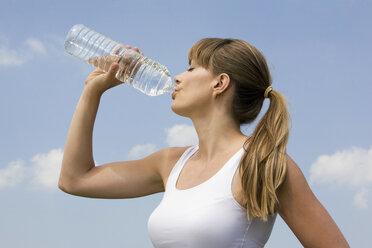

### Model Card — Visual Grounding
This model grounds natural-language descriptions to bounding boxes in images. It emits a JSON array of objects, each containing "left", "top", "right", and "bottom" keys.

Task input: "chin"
[{"left": 171, "top": 101, "right": 192, "bottom": 117}]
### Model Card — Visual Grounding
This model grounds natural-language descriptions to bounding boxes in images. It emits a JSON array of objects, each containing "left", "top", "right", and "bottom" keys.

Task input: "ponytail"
[{"left": 239, "top": 89, "right": 291, "bottom": 221}]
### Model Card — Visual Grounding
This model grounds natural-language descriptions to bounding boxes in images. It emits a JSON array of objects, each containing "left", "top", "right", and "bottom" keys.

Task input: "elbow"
[
  {"left": 58, "top": 178, "right": 71, "bottom": 194},
  {"left": 58, "top": 179, "right": 67, "bottom": 192},
  {"left": 58, "top": 176, "right": 77, "bottom": 195}
]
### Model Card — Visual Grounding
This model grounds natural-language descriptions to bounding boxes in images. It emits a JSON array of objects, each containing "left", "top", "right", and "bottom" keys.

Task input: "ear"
[{"left": 212, "top": 73, "right": 231, "bottom": 98}]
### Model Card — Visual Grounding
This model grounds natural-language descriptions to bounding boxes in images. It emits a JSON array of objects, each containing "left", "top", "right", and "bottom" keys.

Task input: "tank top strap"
[
  {"left": 208, "top": 147, "right": 245, "bottom": 196},
  {"left": 165, "top": 145, "right": 198, "bottom": 192}
]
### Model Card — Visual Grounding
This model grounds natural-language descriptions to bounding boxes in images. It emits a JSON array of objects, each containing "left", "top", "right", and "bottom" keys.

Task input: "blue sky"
[{"left": 0, "top": 0, "right": 371, "bottom": 247}]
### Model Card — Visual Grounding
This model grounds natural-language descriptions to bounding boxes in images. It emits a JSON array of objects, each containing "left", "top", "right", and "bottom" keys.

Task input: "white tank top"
[{"left": 147, "top": 145, "right": 276, "bottom": 248}]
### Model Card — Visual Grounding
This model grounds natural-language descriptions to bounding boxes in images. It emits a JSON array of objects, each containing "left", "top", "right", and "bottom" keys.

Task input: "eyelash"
[{"left": 187, "top": 68, "right": 194, "bottom": 72}]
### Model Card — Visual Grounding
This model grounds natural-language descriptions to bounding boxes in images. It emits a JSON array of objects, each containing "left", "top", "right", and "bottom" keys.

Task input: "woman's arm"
[
  {"left": 277, "top": 155, "right": 350, "bottom": 248},
  {"left": 58, "top": 47, "right": 171, "bottom": 199},
  {"left": 59, "top": 64, "right": 120, "bottom": 186}
]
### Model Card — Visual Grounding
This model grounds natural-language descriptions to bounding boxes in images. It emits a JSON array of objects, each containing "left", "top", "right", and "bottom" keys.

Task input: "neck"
[{"left": 190, "top": 110, "right": 248, "bottom": 162}]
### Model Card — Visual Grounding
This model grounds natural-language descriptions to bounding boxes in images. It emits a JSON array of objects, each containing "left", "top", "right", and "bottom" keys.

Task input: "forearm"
[{"left": 60, "top": 86, "right": 102, "bottom": 185}]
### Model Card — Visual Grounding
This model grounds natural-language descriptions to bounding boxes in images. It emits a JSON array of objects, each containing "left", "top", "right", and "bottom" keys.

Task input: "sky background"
[{"left": 0, "top": 0, "right": 371, "bottom": 247}]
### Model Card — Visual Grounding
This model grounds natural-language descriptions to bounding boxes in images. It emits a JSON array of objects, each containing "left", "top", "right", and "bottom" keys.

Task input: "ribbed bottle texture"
[{"left": 64, "top": 24, "right": 176, "bottom": 96}]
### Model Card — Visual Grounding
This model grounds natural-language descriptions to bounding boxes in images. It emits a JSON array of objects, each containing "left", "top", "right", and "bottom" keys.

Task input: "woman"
[{"left": 58, "top": 38, "right": 349, "bottom": 247}]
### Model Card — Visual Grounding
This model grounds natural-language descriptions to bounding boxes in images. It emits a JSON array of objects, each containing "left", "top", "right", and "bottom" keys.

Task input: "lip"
[{"left": 172, "top": 88, "right": 180, "bottom": 100}]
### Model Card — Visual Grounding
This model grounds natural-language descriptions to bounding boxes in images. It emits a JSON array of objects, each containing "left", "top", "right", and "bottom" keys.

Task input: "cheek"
[
  {"left": 170, "top": 88, "right": 211, "bottom": 117},
  {"left": 191, "top": 84, "right": 212, "bottom": 104}
]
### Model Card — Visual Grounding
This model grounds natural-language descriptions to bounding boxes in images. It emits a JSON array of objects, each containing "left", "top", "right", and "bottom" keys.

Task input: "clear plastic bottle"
[{"left": 64, "top": 24, "right": 177, "bottom": 96}]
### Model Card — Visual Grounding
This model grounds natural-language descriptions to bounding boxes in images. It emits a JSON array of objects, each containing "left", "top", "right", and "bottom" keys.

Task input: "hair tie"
[{"left": 264, "top": 86, "right": 273, "bottom": 98}]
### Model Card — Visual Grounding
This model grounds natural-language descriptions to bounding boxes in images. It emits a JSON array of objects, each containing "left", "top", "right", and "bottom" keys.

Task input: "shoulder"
[
  {"left": 285, "top": 154, "right": 304, "bottom": 181},
  {"left": 277, "top": 154, "right": 320, "bottom": 220},
  {"left": 157, "top": 146, "right": 193, "bottom": 164},
  {"left": 156, "top": 146, "right": 193, "bottom": 184},
  {"left": 164, "top": 146, "right": 193, "bottom": 168},
  {"left": 145, "top": 146, "right": 192, "bottom": 165},
  {"left": 167, "top": 146, "right": 193, "bottom": 159},
  {"left": 279, "top": 154, "right": 306, "bottom": 189},
  {"left": 278, "top": 154, "right": 309, "bottom": 199}
]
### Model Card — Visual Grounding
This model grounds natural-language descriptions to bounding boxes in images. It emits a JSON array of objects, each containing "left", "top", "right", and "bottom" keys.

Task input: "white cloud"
[
  {"left": 310, "top": 146, "right": 372, "bottom": 186},
  {"left": 0, "top": 160, "right": 25, "bottom": 189},
  {"left": 25, "top": 38, "right": 46, "bottom": 55},
  {"left": 0, "top": 45, "right": 26, "bottom": 66},
  {"left": 30, "top": 148, "right": 63, "bottom": 190},
  {"left": 353, "top": 188, "right": 368, "bottom": 209},
  {"left": 128, "top": 143, "right": 157, "bottom": 159},
  {"left": 0, "top": 148, "right": 99, "bottom": 192},
  {"left": 310, "top": 145, "right": 372, "bottom": 208},
  {"left": 165, "top": 124, "right": 198, "bottom": 147},
  {"left": 0, "top": 37, "right": 47, "bottom": 66}
]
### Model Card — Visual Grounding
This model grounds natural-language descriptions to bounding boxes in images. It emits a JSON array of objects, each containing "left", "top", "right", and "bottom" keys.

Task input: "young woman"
[{"left": 59, "top": 39, "right": 349, "bottom": 247}]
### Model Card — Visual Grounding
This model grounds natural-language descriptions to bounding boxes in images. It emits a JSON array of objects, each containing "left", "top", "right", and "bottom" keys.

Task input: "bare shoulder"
[
  {"left": 157, "top": 146, "right": 192, "bottom": 189},
  {"left": 277, "top": 154, "right": 350, "bottom": 247},
  {"left": 277, "top": 154, "right": 314, "bottom": 210},
  {"left": 285, "top": 154, "right": 302, "bottom": 175},
  {"left": 279, "top": 155, "right": 308, "bottom": 190}
]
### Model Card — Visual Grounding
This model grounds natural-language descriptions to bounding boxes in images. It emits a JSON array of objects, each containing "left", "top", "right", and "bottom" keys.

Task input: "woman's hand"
[{"left": 84, "top": 45, "right": 143, "bottom": 96}]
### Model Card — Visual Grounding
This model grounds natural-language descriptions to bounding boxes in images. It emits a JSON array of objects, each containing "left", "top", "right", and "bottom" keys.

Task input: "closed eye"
[{"left": 187, "top": 68, "right": 194, "bottom": 72}]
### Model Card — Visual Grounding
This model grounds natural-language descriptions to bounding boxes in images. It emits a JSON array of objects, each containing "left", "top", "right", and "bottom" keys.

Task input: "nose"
[{"left": 174, "top": 74, "right": 181, "bottom": 84}]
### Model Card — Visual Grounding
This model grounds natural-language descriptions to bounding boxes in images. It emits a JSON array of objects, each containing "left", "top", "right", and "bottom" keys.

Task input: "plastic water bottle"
[{"left": 64, "top": 24, "right": 177, "bottom": 96}]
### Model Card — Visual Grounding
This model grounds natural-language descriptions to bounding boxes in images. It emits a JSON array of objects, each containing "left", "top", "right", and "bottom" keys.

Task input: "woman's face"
[{"left": 171, "top": 60, "right": 217, "bottom": 118}]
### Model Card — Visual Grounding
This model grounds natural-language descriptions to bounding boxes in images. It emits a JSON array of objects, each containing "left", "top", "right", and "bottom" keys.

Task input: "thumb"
[{"left": 106, "top": 62, "right": 120, "bottom": 80}]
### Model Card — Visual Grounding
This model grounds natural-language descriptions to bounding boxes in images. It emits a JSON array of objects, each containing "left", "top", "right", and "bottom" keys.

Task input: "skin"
[{"left": 59, "top": 46, "right": 350, "bottom": 247}]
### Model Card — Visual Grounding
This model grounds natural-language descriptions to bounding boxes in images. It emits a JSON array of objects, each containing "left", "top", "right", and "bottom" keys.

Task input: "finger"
[
  {"left": 90, "top": 68, "right": 105, "bottom": 76},
  {"left": 85, "top": 69, "right": 105, "bottom": 82},
  {"left": 93, "top": 69, "right": 104, "bottom": 74},
  {"left": 109, "top": 62, "right": 119, "bottom": 73},
  {"left": 106, "top": 62, "right": 120, "bottom": 81},
  {"left": 133, "top": 47, "right": 142, "bottom": 54},
  {"left": 101, "top": 54, "right": 120, "bottom": 72}
]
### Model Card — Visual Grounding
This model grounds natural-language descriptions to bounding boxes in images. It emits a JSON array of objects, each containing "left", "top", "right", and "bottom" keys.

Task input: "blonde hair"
[{"left": 188, "top": 38, "right": 291, "bottom": 221}]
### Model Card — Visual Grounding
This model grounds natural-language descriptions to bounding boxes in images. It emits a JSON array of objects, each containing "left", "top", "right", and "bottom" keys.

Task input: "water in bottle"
[{"left": 64, "top": 24, "right": 177, "bottom": 96}]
